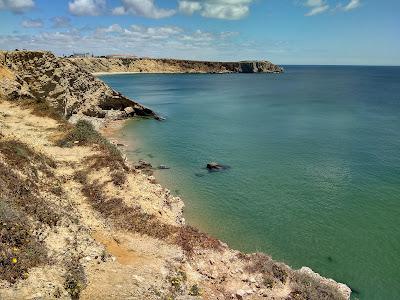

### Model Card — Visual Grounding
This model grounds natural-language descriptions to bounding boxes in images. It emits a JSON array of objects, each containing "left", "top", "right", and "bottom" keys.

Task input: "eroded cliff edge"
[
  {"left": 0, "top": 50, "right": 350, "bottom": 300},
  {"left": 0, "top": 50, "right": 156, "bottom": 120},
  {"left": 68, "top": 57, "right": 284, "bottom": 74}
]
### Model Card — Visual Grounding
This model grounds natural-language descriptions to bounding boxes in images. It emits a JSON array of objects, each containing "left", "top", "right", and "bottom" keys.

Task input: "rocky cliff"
[
  {"left": 68, "top": 57, "right": 284, "bottom": 74},
  {"left": 0, "top": 50, "right": 156, "bottom": 120},
  {"left": 0, "top": 50, "right": 351, "bottom": 300}
]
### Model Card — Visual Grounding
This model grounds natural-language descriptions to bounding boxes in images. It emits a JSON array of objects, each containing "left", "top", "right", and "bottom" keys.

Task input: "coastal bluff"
[
  {"left": 0, "top": 50, "right": 350, "bottom": 300},
  {"left": 0, "top": 50, "right": 156, "bottom": 120},
  {"left": 68, "top": 57, "right": 284, "bottom": 74}
]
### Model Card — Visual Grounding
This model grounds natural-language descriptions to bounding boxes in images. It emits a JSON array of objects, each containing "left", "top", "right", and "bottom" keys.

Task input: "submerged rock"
[
  {"left": 207, "top": 162, "right": 223, "bottom": 170},
  {"left": 206, "top": 162, "right": 230, "bottom": 171}
]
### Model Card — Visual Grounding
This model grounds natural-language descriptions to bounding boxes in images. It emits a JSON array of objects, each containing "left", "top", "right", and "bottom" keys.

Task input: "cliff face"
[
  {"left": 68, "top": 57, "right": 284, "bottom": 74},
  {"left": 0, "top": 51, "right": 156, "bottom": 119}
]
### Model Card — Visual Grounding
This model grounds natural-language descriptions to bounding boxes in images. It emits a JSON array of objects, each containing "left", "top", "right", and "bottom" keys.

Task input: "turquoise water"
[{"left": 100, "top": 66, "right": 400, "bottom": 299}]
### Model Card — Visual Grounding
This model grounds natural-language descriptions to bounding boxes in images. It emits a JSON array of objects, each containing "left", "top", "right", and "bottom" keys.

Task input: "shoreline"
[
  {"left": 0, "top": 50, "right": 351, "bottom": 299},
  {"left": 93, "top": 71, "right": 232, "bottom": 76}
]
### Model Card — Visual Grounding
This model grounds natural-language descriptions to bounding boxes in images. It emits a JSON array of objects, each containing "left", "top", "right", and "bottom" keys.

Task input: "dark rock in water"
[
  {"left": 147, "top": 153, "right": 154, "bottom": 158},
  {"left": 327, "top": 256, "right": 333, "bottom": 262},
  {"left": 206, "top": 162, "right": 230, "bottom": 172},
  {"left": 195, "top": 173, "right": 205, "bottom": 178},
  {"left": 158, "top": 165, "right": 170, "bottom": 170},
  {"left": 206, "top": 162, "right": 223, "bottom": 170}
]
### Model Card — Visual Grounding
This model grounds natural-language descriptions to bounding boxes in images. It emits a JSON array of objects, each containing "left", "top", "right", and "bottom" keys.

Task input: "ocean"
[{"left": 100, "top": 66, "right": 400, "bottom": 299}]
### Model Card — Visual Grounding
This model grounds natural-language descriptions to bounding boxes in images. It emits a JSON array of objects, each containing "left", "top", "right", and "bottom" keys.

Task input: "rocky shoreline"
[
  {"left": 0, "top": 50, "right": 157, "bottom": 121},
  {"left": 0, "top": 50, "right": 350, "bottom": 299},
  {"left": 68, "top": 57, "right": 284, "bottom": 75}
]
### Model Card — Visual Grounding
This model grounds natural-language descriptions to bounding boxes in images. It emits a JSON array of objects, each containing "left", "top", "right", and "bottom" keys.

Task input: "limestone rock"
[
  {"left": 297, "top": 267, "right": 352, "bottom": 299},
  {"left": 68, "top": 56, "right": 284, "bottom": 74},
  {"left": 0, "top": 50, "right": 157, "bottom": 120}
]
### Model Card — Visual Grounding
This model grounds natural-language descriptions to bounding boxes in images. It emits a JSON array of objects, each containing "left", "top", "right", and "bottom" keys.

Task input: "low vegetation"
[
  {"left": 60, "top": 121, "right": 223, "bottom": 255},
  {"left": 64, "top": 258, "right": 87, "bottom": 300},
  {"left": 75, "top": 170, "right": 221, "bottom": 255},
  {"left": 0, "top": 140, "right": 61, "bottom": 227},
  {"left": 0, "top": 200, "right": 47, "bottom": 283},
  {"left": 57, "top": 120, "right": 127, "bottom": 174},
  {"left": 290, "top": 271, "right": 347, "bottom": 300},
  {"left": 0, "top": 139, "right": 56, "bottom": 179},
  {"left": 244, "top": 253, "right": 289, "bottom": 289},
  {"left": 0, "top": 138, "right": 59, "bottom": 284},
  {"left": 244, "top": 253, "right": 346, "bottom": 300},
  {"left": 20, "top": 98, "right": 65, "bottom": 121},
  {"left": 189, "top": 284, "right": 201, "bottom": 296}
]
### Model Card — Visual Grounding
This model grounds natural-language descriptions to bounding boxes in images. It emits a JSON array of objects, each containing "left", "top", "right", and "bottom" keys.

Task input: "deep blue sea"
[{"left": 100, "top": 66, "right": 400, "bottom": 299}]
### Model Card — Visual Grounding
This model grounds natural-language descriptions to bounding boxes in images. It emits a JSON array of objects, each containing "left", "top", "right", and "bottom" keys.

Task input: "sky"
[{"left": 0, "top": 0, "right": 399, "bottom": 65}]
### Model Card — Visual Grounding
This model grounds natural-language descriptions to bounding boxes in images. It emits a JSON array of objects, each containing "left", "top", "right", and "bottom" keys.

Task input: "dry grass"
[
  {"left": 244, "top": 253, "right": 346, "bottom": 300},
  {"left": 244, "top": 253, "right": 289, "bottom": 288},
  {"left": 0, "top": 139, "right": 56, "bottom": 179},
  {"left": 0, "top": 138, "right": 61, "bottom": 227},
  {"left": 19, "top": 98, "right": 66, "bottom": 121},
  {"left": 175, "top": 225, "right": 222, "bottom": 255},
  {"left": 110, "top": 170, "right": 127, "bottom": 186},
  {"left": 57, "top": 120, "right": 127, "bottom": 172},
  {"left": 0, "top": 200, "right": 48, "bottom": 283},
  {"left": 76, "top": 171, "right": 222, "bottom": 255},
  {"left": 289, "top": 271, "right": 347, "bottom": 300}
]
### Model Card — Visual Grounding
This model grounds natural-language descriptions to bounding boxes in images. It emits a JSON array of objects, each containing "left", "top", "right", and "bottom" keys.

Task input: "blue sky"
[{"left": 0, "top": 0, "right": 399, "bottom": 65}]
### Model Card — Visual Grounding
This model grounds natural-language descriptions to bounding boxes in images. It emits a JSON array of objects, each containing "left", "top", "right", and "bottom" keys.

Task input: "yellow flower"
[{"left": 11, "top": 257, "right": 17, "bottom": 264}]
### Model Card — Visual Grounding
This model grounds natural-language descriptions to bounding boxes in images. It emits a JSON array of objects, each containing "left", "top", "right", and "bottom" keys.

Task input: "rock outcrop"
[
  {"left": 0, "top": 50, "right": 156, "bottom": 119},
  {"left": 68, "top": 57, "right": 284, "bottom": 74}
]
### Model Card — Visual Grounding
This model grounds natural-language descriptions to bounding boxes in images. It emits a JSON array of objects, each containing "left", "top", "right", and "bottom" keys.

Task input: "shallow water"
[{"left": 100, "top": 66, "right": 400, "bottom": 299}]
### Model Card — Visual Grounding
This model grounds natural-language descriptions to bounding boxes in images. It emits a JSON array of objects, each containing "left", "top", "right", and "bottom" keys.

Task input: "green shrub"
[
  {"left": 189, "top": 284, "right": 201, "bottom": 296},
  {"left": 57, "top": 120, "right": 126, "bottom": 171},
  {"left": 56, "top": 120, "right": 102, "bottom": 147}
]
